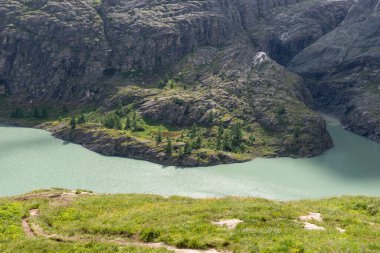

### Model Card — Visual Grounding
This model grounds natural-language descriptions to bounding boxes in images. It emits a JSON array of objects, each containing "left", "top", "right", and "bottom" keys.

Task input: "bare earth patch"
[
  {"left": 303, "top": 222, "right": 326, "bottom": 231},
  {"left": 212, "top": 219, "right": 244, "bottom": 229},
  {"left": 21, "top": 219, "right": 35, "bottom": 237},
  {"left": 299, "top": 212, "right": 325, "bottom": 231},
  {"left": 299, "top": 212, "right": 323, "bottom": 222},
  {"left": 336, "top": 227, "right": 346, "bottom": 233}
]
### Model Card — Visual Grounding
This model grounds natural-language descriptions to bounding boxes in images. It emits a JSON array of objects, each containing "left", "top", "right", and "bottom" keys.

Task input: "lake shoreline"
[{"left": 0, "top": 115, "right": 333, "bottom": 167}]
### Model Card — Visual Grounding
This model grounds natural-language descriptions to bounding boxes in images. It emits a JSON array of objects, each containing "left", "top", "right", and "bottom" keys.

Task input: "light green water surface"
[{"left": 1, "top": 115, "right": 379, "bottom": 200}]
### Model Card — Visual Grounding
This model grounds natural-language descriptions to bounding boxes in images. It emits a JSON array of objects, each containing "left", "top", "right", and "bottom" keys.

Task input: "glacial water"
[{"left": 1, "top": 115, "right": 379, "bottom": 200}]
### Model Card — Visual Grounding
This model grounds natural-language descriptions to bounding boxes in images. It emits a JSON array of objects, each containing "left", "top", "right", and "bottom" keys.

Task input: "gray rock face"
[
  {"left": 0, "top": 0, "right": 349, "bottom": 102},
  {"left": 289, "top": 0, "right": 380, "bottom": 142},
  {"left": 0, "top": 0, "right": 108, "bottom": 101},
  {"left": 249, "top": 0, "right": 353, "bottom": 65}
]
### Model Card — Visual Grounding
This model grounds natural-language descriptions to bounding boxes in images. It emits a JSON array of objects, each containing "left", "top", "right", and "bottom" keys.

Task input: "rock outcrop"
[
  {"left": 46, "top": 122, "right": 247, "bottom": 167},
  {"left": 289, "top": 0, "right": 380, "bottom": 142}
]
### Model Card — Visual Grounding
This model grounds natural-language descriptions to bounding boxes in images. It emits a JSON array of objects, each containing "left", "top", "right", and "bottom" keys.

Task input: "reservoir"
[{"left": 1, "top": 115, "right": 379, "bottom": 200}]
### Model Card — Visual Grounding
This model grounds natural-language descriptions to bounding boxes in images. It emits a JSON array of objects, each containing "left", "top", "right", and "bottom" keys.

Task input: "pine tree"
[
  {"left": 102, "top": 113, "right": 122, "bottom": 130},
  {"left": 216, "top": 136, "right": 222, "bottom": 150},
  {"left": 156, "top": 130, "right": 163, "bottom": 144},
  {"left": 249, "top": 134, "right": 256, "bottom": 145},
  {"left": 194, "top": 135, "right": 203, "bottom": 149},
  {"left": 33, "top": 107, "right": 41, "bottom": 119},
  {"left": 158, "top": 79, "right": 166, "bottom": 89},
  {"left": 216, "top": 126, "right": 224, "bottom": 150},
  {"left": 191, "top": 123, "right": 198, "bottom": 138},
  {"left": 184, "top": 141, "right": 192, "bottom": 155},
  {"left": 116, "top": 102, "right": 124, "bottom": 116},
  {"left": 231, "top": 122, "right": 243, "bottom": 150},
  {"left": 293, "top": 127, "right": 301, "bottom": 138},
  {"left": 125, "top": 116, "right": 131, "bottom": 130},
  {"left": 208, "top": 110, "right": 214, "bottom": 123},
  {"left": 132, "top": 118, "right": 138, "bottom": 131},
  {"left": 132, "top": 111, "right": 137, "bottom": 122},
  {"left": 11, "top": 107, "right": 24, "bottom": 118},
  {"left": 131, "top": 111, "right": 138, "bottom": 131},
  {"left": 223, "top": 130, "right": 231, "bottom": 151},
  {"left": 41, "top": 107, "right": 48, "bottom": 119},
  {"left": 77, "top": 114, "right": 86, "bottom": 124},
  {"left": 178, "top": 147, "right": 184, "bottom": 157},
  {"left": 63, "top": 104, "right": 69, "bottom": 114},
  {"left": 168, "top": 79, "right": 174, "bottom": 89},
  {"left": 165, "top": 138, "right": 173, "bottom": 156},
  {"left": 115, "top": 116, "right": 122, "bottom": 130},
  {"left": 70, "top": 116, "right": 77, "bottom": 129}
]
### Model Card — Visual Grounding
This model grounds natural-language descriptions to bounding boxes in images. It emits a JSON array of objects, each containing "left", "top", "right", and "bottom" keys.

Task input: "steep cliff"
[
  {"left": 289, "top": 0, "right": 380, "bottom": 142},
  {"left": 0, "top": 0, "right": 350, "bottom": 101}
]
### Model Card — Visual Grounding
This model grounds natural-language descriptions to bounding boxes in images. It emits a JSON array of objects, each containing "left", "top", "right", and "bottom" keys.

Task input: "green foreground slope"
[{"left": 0, "top": 190, "right": 379, "bottom": 253}]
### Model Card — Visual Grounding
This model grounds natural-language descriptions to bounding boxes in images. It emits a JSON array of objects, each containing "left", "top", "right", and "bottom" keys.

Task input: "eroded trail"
[{"left": 21, "top": 192, "right": 229, "bottom": 253}]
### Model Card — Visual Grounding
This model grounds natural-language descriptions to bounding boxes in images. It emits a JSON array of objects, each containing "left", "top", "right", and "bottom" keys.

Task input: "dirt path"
[
  {"left": 22, "top": 218, "right": 35, "bottom": 237},
  {"left": 22, "top": 207, "right": 229, "bottom": 253}
]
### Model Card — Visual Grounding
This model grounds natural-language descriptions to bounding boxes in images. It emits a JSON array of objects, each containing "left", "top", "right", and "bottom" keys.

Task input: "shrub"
[
  {"left": 174, "top": 97, "right": 185, "bottom": 105},
  {"left": 140, "top": 229, "right": 160, "bottom": 242}
]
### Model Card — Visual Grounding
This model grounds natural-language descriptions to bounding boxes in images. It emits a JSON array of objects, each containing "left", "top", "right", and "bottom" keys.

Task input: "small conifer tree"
[
  {"left": 41, "top": 107, "right": 48, "bottom": 119},
  {"left": 178, "top": 147, "right": 184, "bottom": 157},
  {"left": 156, "top": 130, "right": 163, "bottom": 144},
  {"left": 77, "top": 114, "right": 86, "bottom": 124},
  {"left": 125, "top": 116, "right": 131, "bottom": 130},
  {"left": 70, "top": 116, "right": 77, "bottom": 129},
  {"left": 166, "top": 138, "right": 173, "bottom": 156},
  {"left": 184, "top": 141, "right": 192, "bottom": 155},
  {"left": 190, "top": 123, "right": 198, "bottom": 138},
  {"left": 194, "top": 135, "right": 203, "bottom": 149}
]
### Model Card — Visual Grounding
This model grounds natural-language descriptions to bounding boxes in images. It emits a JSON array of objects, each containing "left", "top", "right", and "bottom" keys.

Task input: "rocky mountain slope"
[
  {"left": 0, "top": 0, "right": 378, "bottom": 166},
  {"left": 289, "top": 0, "right": 380, "bottom": 142}
]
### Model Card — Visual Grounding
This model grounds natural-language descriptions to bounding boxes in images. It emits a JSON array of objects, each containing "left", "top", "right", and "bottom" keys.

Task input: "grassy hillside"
[{"left": 1, "top": 190, "right": 379, "bottom": 252}]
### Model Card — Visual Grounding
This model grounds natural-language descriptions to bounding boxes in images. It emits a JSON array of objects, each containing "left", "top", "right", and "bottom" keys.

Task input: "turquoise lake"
[{"left": 1, "top": 115, "right": 379, "bottom": 200}]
